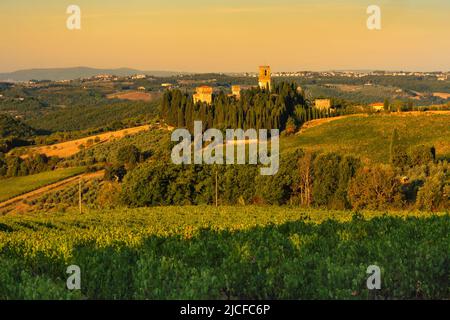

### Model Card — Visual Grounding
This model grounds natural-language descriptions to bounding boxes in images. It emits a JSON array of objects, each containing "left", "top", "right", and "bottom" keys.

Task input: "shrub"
[
  {"left": 97, "top": 182, "right": 122, "bottom": 209},
  {"left": 104, "top": 165, "right": 127, "bottom": 182},
  {"left": 312, "top": 153, "right": 341, "bottom": 206},
  {"left": 416, "top": 164, "right": 450, "bottom": 211},
  {"left": 348, "top": 164, "right": 403, "bottom": 210},
  {"left": 390, "top": 129, "right": 409, "bottom": 169},
  {"left": 409, "top": 145, "right": 436, "bottom": 167},
  {"left": 116, "top": 145, "right": 141, "bottom": 167}
]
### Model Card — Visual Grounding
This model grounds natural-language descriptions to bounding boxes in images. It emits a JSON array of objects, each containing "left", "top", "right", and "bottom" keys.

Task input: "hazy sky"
[{"left": 1, "top": 0, "right": 449, "bottom": 72}]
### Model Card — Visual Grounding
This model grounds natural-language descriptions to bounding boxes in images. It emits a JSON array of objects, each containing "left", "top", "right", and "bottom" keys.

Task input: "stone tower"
[
  {"left": 258, "top": 66, "right": 271, "bottom": 91},
  {"left": 231, "top": 85, "right": 241, "bottom": 99},
  {"left": 193, "top": 86, "right": 213, "bottom": 104}
]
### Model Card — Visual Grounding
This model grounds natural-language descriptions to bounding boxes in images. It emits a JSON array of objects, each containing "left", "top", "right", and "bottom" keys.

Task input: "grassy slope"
[
  {"left": 281, "top": 113, "right": 450, "bottom": 163},
  {"left": 0, "top": 167, "right": 85, "bottom": 202},
  {"left": 26, "top": 125, "right": 151, "bottom": 158},
  {"left": 73, "top": 128, "right": 171, "bottom": 163},
  {"left": 26, "top": 101, "right": 159, "bottom": 132}
]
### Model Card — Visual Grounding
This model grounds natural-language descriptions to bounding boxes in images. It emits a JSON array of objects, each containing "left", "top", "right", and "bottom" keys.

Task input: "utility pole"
[{"left": 79, "top": 177, "right": 82, "bottom": 214}]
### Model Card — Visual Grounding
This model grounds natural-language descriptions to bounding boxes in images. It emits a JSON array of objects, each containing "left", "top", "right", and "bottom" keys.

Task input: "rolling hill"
[
  {"left": 282, "top": 111, "right": 450, "bottom": 163},
  {"left": 24, "top": 125, "right": 151, "bottom": 158},
  {"left": 0, "top": 114, "right": 37, "bottom": 138},
  {"left": 0, "top": 67, "right": 183, "bottom": 82}
]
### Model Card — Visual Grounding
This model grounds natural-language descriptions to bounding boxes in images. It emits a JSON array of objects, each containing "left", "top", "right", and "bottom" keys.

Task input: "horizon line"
[{"left": 1, "top": 66, "right": 449, "bottom": 75}]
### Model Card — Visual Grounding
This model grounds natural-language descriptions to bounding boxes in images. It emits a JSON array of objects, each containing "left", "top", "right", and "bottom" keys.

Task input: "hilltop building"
[
  {"left": 193, "top": 86, "right": 213, "bottom": 104},
  {"left": 258, "top": 66, "right": 271, "bottom": 90},
  {"left": 314, "top": 99, "right": 332, "bottom": 110},
  {"left": 191, "top": 66, "right": 271, "bottom": 103},
  {"left": 131, "top": 74, "right": 146, "bottom": 80},
  {"left": 370, "top": 102, "right": 384, "bottom": 111},
  {"left": 229, "top": 85, "right": 241, "bottom": 99},
  {"left": 94, "top": 74, "right": 113, "bottom": 80}
]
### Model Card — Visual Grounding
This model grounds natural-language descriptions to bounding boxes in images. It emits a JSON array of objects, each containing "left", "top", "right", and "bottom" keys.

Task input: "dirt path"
[{"left": 0, "top": 170, "right": 104, "bottom": 214}]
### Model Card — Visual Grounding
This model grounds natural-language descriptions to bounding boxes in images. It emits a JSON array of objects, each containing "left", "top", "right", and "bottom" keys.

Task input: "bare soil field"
[
  {"left": 333, "top": 84, "right": 362, "bottom": 92},
  {"left": 433, "top": 92, "right": 450, "bottom": 99},
  {"left": 25, "top": 125, "right": 150, "bottom": 158},
  {"left": 107, "top": 91, "right": 161, "bottom": 102}
]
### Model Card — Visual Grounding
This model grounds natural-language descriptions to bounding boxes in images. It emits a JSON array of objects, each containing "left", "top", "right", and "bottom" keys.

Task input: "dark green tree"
[
  {"left": 116, "top": 145, "right": 141, "bottom": 168},
  {"left": 312, "top": 153, "right": 341, "bottom": 206},
  {"left": 390, "top": 129, "right": 409, "bottom": 168}
]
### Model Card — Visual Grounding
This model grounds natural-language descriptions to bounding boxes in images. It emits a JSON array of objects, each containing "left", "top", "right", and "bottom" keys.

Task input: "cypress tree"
[{"left": 390, "top": 129, "right": 409, "bottom": 168}]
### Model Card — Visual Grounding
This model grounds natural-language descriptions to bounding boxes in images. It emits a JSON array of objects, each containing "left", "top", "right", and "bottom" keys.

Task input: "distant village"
[
  {"left": 192, "top": 66, "right": 272, "bottom": 104},
  {"left": 2, "top": 66, "right": 449, "bottom": 117},
  {"left": 246, "top": 70, "right": 449, "bottom": 81},
  {"left": 190, "top": 66, "right": 392, "bottom": 113}
]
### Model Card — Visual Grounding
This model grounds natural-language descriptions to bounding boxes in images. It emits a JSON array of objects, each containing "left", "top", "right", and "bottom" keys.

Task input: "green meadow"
[
  {"left": 282, "top": 113, "right": 450, "bottom": 163},
  {"left": 0, "top": 167, "right": 85, "bottom": 202}
]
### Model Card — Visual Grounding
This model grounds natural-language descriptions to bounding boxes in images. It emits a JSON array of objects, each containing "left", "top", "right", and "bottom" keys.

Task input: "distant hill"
[{"left": 0, "top": 67, "right": 183, "bottom": 82}]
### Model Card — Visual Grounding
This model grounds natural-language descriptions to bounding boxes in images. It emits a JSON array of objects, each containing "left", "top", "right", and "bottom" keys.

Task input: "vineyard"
[
  {"left": 0, "top": 206, "right": 448, "bottom": 299},
  {"left": 68, "top": 128, "right": 171, "bottom": 165},
  {"left": 0, "top": 167, "right": 85, "bottom": 202},
  {"left": 282, "top": 112, "right": 450, "bottom": 163}
]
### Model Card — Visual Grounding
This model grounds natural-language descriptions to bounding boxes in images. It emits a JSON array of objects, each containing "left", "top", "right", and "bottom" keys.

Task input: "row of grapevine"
[{"left": 0, "top": 207, "right": 448, "bottom": 299}]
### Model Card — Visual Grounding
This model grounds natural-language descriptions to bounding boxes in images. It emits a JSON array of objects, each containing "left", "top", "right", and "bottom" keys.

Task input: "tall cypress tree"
[{"left": 390, "top": 129, "right": 409, "bottom": 168}]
